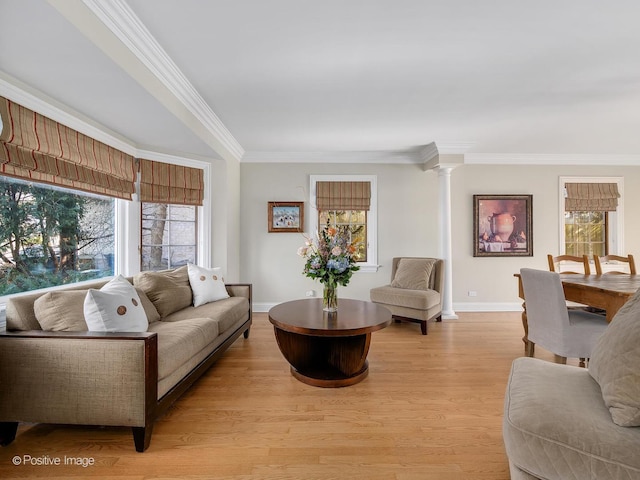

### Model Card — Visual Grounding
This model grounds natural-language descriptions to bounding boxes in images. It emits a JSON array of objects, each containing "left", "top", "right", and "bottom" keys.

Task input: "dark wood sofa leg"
[
  {"left": 436, "top": 315, "right": 442, "bottom": 322},
  {"left": 420, "top": 321, "right": 427, "bottom": 335},
  {"left": 0, "top": 422, "right": 18, "bottom": 446},
  {"left": 132, "top": 425, "right": 153, "bottom": 452},
  {"left": 244, "top": 327, "right": 251, "bottom": 339}
]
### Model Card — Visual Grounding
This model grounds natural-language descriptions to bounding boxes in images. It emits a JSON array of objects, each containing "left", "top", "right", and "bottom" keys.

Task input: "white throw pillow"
[
  {"left": 84, "top": 275, "right": 149, "bottom": 332},
  {"left": 187, "top": 264, "right": 230, "bottom": 307}
]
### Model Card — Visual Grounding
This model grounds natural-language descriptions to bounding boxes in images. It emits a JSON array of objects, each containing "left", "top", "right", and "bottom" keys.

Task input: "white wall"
[
  {"left": 240, "top": 162, "right": 440, "bottom": 310},
  {"left": 240, "top": 161, "right": 640, "bottom": 312},
  {"left": 451, "top": 164, "right": 640, "bottom": 311}
]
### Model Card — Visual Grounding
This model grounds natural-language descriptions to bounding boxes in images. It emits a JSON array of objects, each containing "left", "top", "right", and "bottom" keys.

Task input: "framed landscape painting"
[
  {"left": 268, "top": 201, "right": 304, "bottom": 233},
  {"left": 473, "top": 194, "right": 533, "bottom": 257}
]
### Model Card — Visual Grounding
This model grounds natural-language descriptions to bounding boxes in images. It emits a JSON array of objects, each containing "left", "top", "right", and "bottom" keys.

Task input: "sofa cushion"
[
  {"left": 391, "top": 258, "right": 435, "bottom": 290},
  {"left": 134, "top": 266, "right": 192, "bottom": 318},
  {"left": 163, "top": 296, "right": 250, "bottom": 334},
  {"left": 84, "top": 275, "right": 148, "bottom": 332},
  {"left": 32, "top": 285, "right": 159, "bottom": 332},
  {"left": 370, "top": 285, "right": 440, "bottom": 311},
  {"left": 503, "top": 357, "right": 640, "bottom": 479},
  {"left": 187, "top": 263, "right": 229, "bottom": 307},
  {"left": 589, "top": 287, "right": 640, "bottom": 427},
  {"left": 34, "top": 291, "right": 89, "bottom": 331},
  {"left": 148, "top": 317, "right": 219, "bottom": 382}
]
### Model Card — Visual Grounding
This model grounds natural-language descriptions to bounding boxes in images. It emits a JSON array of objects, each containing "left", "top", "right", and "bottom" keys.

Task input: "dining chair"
[
  {"left": 547, "top": 254, "right": 591, "bottom": 274},
  {"left": 593, "top": 254, "right": 636, "bottom": 275},
  {"left": 519, "top": 268, "right": 609, "bottom": 367}
]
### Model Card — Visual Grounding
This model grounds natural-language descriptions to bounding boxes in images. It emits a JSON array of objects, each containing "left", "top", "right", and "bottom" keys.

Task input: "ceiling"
[{"left": 1, "top": 0, "right": 640, "bottom": 164}]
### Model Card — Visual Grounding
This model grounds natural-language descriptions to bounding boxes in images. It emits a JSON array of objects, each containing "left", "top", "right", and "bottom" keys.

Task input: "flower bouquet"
[{"left": 297, "top": 224, "right": 360, "bottom": 311}]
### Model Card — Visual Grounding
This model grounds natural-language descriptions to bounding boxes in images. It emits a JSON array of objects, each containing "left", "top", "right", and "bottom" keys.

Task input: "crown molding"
[
  {"left": 436, "top": 141, "right": 476, "bottom": 155},
  {"left": 242, "top": 150, "right": 424, "bottom": 164},
  {"left": 78, "top": 0, "right": 244, "bottom": 162},
  {"left": 465, "top": 153, "right": 640, "bottom": 166}
]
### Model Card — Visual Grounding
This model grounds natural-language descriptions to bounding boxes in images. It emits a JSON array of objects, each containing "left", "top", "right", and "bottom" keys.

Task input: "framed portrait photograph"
[
  {"left": 473, "top": 194, "right": 533, "bottom": 257},
  {"left": 268, "top": 201, "right": 304, "bottom": 233}
]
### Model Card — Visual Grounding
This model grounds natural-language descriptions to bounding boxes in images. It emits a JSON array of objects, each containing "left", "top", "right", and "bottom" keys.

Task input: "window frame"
[
  {"left": 309, "top": 174, "right": 378, "bottom": 273},
  {"left": 558, "top": 176, "right": 624, "bottom": 258}
]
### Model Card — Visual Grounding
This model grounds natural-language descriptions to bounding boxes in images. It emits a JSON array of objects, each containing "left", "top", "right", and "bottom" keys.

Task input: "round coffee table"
[{"left": 268, "top": 298, "right": 391, "bottom": 387}]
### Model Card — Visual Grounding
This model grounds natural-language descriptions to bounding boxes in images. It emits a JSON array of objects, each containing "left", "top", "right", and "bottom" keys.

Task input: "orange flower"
[
  {"left": 327, "top": 227, "right": 337, "bottom": 236},
  {"left": 348, "top": 245, "right": 357, "bottom": 254}
]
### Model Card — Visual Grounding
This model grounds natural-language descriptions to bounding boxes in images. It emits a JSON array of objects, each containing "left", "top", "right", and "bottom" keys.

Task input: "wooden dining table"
[{"left": 514, "top": 273, "right": 640, "bottom": 351}]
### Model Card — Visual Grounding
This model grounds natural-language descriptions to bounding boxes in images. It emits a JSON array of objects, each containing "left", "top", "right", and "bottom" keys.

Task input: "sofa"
[
  {"left": 0, "top": 265, "right": 252, "bottom": 452},
  {"left": 503, "top": 286, "right": 640, "bottom": 479},
  {"left": 370, "top": 257, "right": 443, "bottom": 334}
]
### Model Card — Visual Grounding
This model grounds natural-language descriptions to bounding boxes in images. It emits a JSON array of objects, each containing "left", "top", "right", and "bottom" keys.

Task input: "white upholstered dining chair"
[{"left": 519, "top": 268, "right": 609, "bottom": 367}]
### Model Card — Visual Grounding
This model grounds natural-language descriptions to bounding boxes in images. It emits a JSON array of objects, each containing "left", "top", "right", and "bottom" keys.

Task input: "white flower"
[
  {"left": 331, "top": 246, "right": 342, "bottom": 256},
  {"left": 297, "top": 246, "right": 308, "bottom": 257}
]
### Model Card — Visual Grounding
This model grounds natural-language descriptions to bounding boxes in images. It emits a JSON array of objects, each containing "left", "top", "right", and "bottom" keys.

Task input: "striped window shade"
[
  {"left": 316, "top": 181, "right": 371, "bottom": 211},
  {"left": 138, "top": 158, "right": 204, "bottom": 206},
  {"left": 565, "top": 183, "right": 620, "bottom": 212},
  {"left": 0, "top": 96, "right": 136, "bottom": 199}
]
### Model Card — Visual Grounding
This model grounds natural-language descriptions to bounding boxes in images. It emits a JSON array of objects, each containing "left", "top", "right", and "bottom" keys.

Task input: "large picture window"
[{"left": 0, "top": 176, "right": 115, "bottom": 295}]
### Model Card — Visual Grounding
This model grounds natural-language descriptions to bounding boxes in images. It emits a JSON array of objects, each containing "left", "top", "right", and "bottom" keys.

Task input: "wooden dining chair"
[
  {"left": 547, "top": 254, "right": 591, "bottom": 275},
  {"left": 593, "top": 254, "right": 636, "bottom": 275}
]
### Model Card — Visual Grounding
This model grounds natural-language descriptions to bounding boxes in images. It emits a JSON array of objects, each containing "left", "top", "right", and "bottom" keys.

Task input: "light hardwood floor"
[{"left": 0, "top": 311, "right": 578, "bottom": 479}]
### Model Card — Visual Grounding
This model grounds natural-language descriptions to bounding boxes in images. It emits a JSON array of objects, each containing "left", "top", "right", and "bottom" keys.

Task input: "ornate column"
[{"left": 437, "top": 166, "right": 458, "bottom": 319}]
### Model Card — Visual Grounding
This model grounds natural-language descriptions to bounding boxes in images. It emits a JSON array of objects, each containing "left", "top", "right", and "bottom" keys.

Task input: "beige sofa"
[
  {"left": 0, "top": 266, "right": 252, "bottom": 452},
  {"left": 503, "top": 286, "right": 640, "bottom": 479},
  {"left": 370, "top": 257, "right": 444, "bottom": 334}
]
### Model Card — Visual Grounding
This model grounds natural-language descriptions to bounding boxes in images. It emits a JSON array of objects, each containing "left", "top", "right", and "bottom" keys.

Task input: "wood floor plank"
[{"left": 0, "top": 311, "right": 576, "bottom": 479}]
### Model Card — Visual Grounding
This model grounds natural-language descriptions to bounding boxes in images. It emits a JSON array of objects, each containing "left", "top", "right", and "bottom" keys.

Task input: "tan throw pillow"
[
  {"left": 133, "top": 266, "right": 192, "bottom": 318},
  {"left": 391, "top": 258, "right": 436, "bottom": 291},
  {"left": 588, "top": 288, "right": 640, "bottom": 427},
  {"left": 136, "top": 288, "right": 160, "bottom": 324},
  {"left": 34, "top": 290, "right": 89, "bottom": 331}
]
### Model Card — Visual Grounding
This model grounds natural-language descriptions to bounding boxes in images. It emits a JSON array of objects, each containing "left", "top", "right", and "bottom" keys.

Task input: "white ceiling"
[{"left": 1, "top": 0, "right": 640, "bottom": 164}]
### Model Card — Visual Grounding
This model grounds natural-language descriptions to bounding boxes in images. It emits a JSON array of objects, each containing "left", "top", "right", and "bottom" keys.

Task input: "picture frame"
[
  {"left": 268, "top": 201, "right": 304, "bottom": 233},
  {"left": 473, "top": 194, "right": 533, "bottom": 257}
]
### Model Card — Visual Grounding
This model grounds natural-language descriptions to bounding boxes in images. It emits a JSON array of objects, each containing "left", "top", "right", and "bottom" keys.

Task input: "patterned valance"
[
  {"left": 565, "top": 183, "right": 620, "bottom": 212},
  {"left": 316, "top": 181, "right": 371, "bottom": 211},
  {"left": 138, "top": 158, "right": 204, "bottom": 206},
  {"left": 0, "top": 96, "right": 136, "bottom": 199}
]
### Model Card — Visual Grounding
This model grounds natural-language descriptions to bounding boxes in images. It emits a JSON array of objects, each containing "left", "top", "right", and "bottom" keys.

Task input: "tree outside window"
[{"left": 0, "top": 176, "right": 115, "bottom": 295}]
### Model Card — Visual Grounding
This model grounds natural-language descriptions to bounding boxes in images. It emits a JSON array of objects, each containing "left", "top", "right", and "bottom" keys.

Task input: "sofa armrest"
[
  {"left": 0, "top": 331, "right": 158, "bottom": 428},
  {"left": 225, "top": 283, "right": 252, "bottom": 303}
]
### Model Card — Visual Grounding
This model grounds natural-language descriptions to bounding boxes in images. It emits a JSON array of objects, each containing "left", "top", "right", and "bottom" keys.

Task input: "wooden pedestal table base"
[{"left": 269, "top": 298, "right": 392, "bottom": 387}]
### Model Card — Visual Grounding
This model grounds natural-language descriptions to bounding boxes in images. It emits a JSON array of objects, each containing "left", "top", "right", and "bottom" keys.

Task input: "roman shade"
[
  {"left": 565, "top": 183, "right": 620, "bottom": 212},
  {"left": 0, "top": 96, "right": 136, "bottom": 199},
  {"left": 316, "top": 181, "right": 371, "bottom": 211},
  {"left": 138, "top": 158, "right": 204, "bottom": 206}
]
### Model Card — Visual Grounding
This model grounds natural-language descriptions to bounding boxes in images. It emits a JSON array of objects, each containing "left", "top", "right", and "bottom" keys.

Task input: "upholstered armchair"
[{"left": 370, "top": 257, "right": 444, "bottom": 335}]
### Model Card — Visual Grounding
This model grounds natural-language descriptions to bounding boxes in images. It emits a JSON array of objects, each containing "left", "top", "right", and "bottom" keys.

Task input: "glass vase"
[{"left": 323, "top": 283, "right": 338, "bottom": 312}]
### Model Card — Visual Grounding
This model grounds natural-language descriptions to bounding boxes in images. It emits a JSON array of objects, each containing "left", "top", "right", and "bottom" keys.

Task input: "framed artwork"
[
  {"left": 473, "top": 194, "right": 533, "bottom": 257},
  {"left": 268, "top": 201, "right": 304, "bottom": 233}
]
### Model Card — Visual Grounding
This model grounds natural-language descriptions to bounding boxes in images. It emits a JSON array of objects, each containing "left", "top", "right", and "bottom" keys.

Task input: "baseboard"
[
  {"left": 453, "top": 302, "right": 522, "bottom": 312},
  {"left": 253, "top": 302, "right": 523, "bottom": 314}
]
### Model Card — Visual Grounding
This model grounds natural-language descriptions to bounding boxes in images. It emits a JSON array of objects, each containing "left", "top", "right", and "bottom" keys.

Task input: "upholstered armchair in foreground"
[{"left": 370, "top": 257, "right": 443, "bottom": 335}]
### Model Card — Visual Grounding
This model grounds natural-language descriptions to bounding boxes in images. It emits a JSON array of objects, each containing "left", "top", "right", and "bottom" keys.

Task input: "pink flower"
[
  {"left": 297, "top": 246, "right": 308, "bottom": 257},
  {"left": 331, "top": 246, "right": 342, "bottom": 256}
]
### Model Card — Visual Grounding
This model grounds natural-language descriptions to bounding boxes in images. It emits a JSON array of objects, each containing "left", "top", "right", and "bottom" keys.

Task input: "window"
[
  {"left": 559, "top": 177, "right": 623, "bottom": 259},
  {"left": 564, "top": 211, "right": 607, "bottom": 257},
  {"left": 141, "top": 203, "right": 197, "bottom": 271},
  {"left": 319, "top": 210, "right": 368, "bottom": 262},
  {"left": 310, "top": 175, "right": 378, "bottom": 272},
  {"left": 0, "top": 176, "right": 115, "bottom": 296}
]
